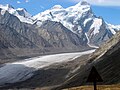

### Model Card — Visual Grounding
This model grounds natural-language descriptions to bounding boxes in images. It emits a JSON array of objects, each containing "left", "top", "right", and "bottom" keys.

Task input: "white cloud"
[
  {"left": 17, "top": 1, "right": 21, "bottom": 4},
  {"left": 40, "top": 5, "right": 44, "bottom": 9},
  {"left": 70, "top": 0, "right": 120, "bottom": 6},
  {"left": 25, "top": 0, "right": 29, "bottom": 3}
]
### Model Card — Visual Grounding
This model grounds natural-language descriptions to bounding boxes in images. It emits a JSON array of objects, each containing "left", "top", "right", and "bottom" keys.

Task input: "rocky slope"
[
  {"left": 0, "top": 1, "right": 119, "bottom": 56},
  {"left": 55, "top": 31, "right": 120, "bottom": 90},
  {"left": 0, "top": 7, "right": 91, "bottom": 61},
  {"left": 2, "top": 29, "right": 120, "bottom": 89}
]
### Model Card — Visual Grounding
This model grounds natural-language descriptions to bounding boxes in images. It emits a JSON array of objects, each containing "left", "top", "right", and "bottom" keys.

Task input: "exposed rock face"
[
  {"left": 0, "top": 2, "right": 119, "bottom": 61},
  {"left": 0, "top": 8, "right": 91, "bottom": 61},
  {"left": 0, "top": 1, "right": 119, "bottom": 56},
  {"left": 39, "top": 20, "right": 88, "bottom": 49},
  {"left": 1, "top": 31, "right": 120, "bottom": 89},
  {"left": 54, "top": 31, "right": 120, "bottom": 90}
]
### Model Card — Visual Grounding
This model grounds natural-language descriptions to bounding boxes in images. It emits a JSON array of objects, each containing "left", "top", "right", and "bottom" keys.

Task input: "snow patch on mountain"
[
  {"left": 51, "top": 5, "right": 63, "bottom": 10},
  {"left": 90, "top": 18, "right": 102, "bottom": 35},
  {"left": 0, "top": 9, "right": 6, "bottom": 15},
  {"left": 0, "top": 4, "right": 14, "bottom": 11},
  {"left": 107, "top": 24, "right": 120, "bottom": 33},
  {"left": 33, "top": 1, "right": 91, "bottom": 31},
  {"left": 0, "top": 4, "right": 33, "bottom": 24},
  {"left": 85, "top": 33, "right": 99, "bottom": 48},
  {"left": 84, "top": 18, "right": 92, "bottom": 26},
  {"left": 16, "top": 8, "right": 32, "bottom": 18}
]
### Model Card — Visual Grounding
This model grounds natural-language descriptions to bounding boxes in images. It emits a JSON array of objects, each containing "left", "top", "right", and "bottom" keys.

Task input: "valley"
[
  {"left": 0, "top": 50, "right": 95, "bottom": 89},
  {"left": 0, "top": 1, "right": 120, "bottom": 90}
]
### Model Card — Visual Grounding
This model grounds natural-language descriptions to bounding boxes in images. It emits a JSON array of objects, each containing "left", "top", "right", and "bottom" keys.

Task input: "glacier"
[{"left": 0, "top": 50, "right": 95, "bottom": 86}]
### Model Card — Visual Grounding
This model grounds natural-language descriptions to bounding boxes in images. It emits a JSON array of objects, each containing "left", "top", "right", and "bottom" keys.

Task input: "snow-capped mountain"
[
  {"left": 33, "top": 1, "right": 92, "bottom": 31},
  {"left": 0, "top": 4, "right": 34, "bottom": 24},
  {"left": 34, "top": 1, "right": 120, "bottom": 47},
  {"left": 0, "top": 1, "right": 120, "bottom": 59},
  {"left": 0, "top": 7, "right": 91, "bottom": 60}
]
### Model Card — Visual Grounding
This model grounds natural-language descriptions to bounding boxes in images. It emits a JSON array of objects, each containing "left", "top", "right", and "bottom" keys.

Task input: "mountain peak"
[
  {"left": 51, "top": 5, "right": 63, "bottom": 9},
  {"left": 75, "top": 1, "right": 90, "bottom": 7},
  {"left": 0, "top": 4, "right": 14, "bottom": 10},
  {"left": 17, "top": 8, "right": 27, "bottom": 11},
  {"left": 81, "top": 1, "right": 90, "bottom": 5},
  {"left": 16, "top": 8, "right": 32, "bottom": 18},
  {"left": 6, "top": 4, "right": 14, "bottom": 9}
]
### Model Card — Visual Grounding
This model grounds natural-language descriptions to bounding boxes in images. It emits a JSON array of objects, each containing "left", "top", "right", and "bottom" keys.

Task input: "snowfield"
[{"left": 0, "top": 50, "right": 95, "bottom": 86}]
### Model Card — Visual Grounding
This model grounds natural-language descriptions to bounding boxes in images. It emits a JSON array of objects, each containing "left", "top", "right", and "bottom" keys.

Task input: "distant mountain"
[
  {"left": 34, "top": 1, "right": 120, "bottom": 47},
  {"left": 0, "top": 4, "right": 34, "bottom": 24},
  {"left": 0, "top": 1, "right": 120, "bottom": 61},
  {"left": 0, "top": 6, "right": 90, "bottom": 61}
]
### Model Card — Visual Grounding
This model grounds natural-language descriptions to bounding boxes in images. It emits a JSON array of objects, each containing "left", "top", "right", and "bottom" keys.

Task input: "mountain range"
[
  {"left": 0, "top": 1, "right": 120, "bottom": 62},
  {"left": 0, "top": 1, "right": 120, "bottom": 90}
]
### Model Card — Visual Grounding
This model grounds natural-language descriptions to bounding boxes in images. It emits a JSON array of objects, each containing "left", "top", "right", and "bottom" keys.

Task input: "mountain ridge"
[
  {"left": 0, "top": 1, "right": 120, "bottom": 61},
  {"left": 33, "top": 1, "right": 120, "bottom": 47},
  {"left": 0, "top": 8, "right": 91, "bottom": 61}
]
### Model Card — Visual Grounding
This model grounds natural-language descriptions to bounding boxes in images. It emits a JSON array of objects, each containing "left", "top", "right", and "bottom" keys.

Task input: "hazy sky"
[{"left": 0, "top": 0, "right": 120, "bottom": 25}]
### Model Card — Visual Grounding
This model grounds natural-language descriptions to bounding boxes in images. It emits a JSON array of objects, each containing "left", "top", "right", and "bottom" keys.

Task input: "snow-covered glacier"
[{"left": 0, "top": 50, "right": 95, "bottom": 86}]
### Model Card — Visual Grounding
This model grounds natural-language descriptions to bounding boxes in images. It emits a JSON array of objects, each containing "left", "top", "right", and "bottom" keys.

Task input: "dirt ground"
[{"left": 63, "top": 84, "right": 120, "bottom": 90}]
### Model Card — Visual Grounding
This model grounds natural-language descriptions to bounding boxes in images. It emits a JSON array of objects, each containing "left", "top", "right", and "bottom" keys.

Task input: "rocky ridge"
[{"left": 0, "top": 1, "right": 120, "bottom": 61}]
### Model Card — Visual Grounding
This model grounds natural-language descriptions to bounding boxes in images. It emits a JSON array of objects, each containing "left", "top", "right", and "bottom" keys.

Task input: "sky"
[{"left": 0, "top": 0, "right": 120, "bottom": 25}]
